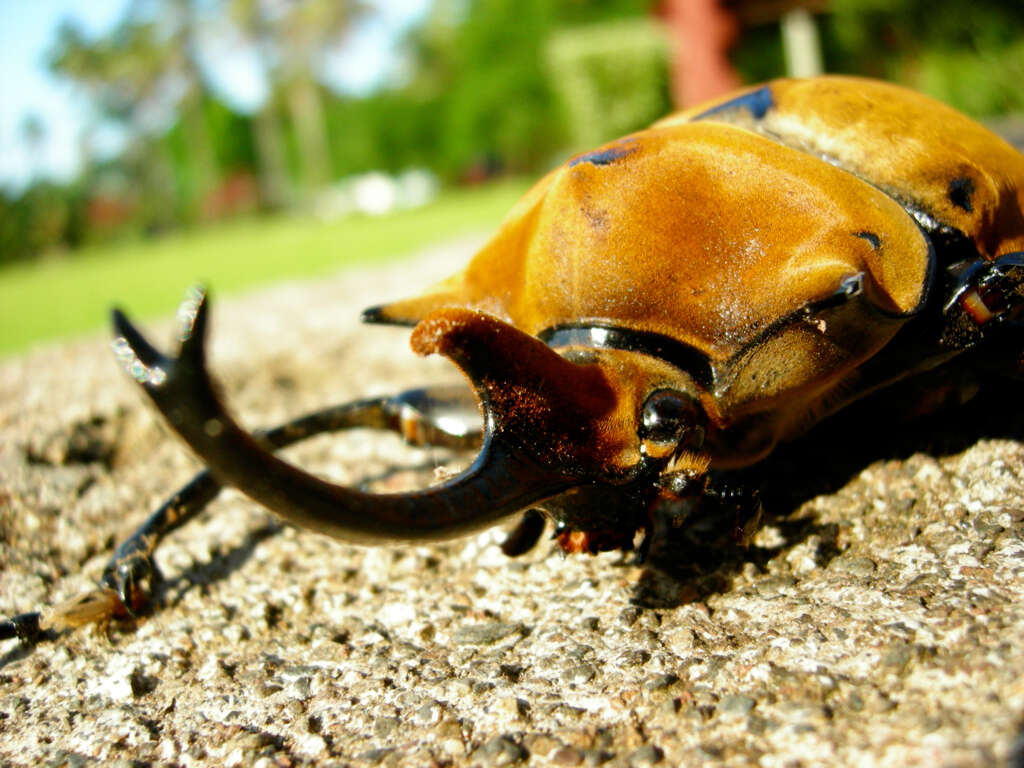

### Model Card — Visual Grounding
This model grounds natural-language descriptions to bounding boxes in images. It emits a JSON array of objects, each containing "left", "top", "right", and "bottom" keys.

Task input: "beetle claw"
[{"left": 102, "top": 545, "right": 160, "bottom": 618}]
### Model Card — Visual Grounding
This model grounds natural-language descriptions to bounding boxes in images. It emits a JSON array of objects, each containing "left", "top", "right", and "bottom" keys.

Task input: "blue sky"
[
  {"left": 0, "top": 0, "right": 431, "bottom": 191},
  {"left": 0, "top": 0, "right": 129, "bottom": 189}
]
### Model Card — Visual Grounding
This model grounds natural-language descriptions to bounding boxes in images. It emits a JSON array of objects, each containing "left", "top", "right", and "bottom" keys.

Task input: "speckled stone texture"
[{"left": 2, "top": 236, "right": 1024, "bottom": 767}]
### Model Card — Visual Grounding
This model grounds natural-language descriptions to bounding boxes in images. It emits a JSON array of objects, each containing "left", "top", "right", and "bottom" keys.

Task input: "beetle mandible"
[{"left": 5, "top": 75, "right": 1024, "bottom": 641}]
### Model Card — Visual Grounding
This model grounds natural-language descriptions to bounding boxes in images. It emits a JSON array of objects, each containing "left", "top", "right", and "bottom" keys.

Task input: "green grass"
[{"left": 0, "top": 179, "right": 529, "bottom": 358}]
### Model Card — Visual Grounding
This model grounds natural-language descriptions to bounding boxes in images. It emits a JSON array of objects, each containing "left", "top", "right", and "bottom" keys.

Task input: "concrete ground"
[{"left": 2, "top": 236, "right": 1024, "bottom": 767}]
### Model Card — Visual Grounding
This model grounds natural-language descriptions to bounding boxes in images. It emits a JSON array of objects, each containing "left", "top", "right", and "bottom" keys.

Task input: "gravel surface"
[{"left": 2, "top": 235, "right": 1024, "bottom": 767}]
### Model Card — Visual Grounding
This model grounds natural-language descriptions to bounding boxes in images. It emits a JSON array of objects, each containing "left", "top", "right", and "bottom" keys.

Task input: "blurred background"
[{"left": 2, "top": 0, "right": 1024, "bottom": 354}]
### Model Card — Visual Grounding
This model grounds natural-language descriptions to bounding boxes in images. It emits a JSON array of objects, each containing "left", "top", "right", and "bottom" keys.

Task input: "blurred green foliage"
[
  {"left": 826, "top": 0, "right": 1024, "bottom": 114},
  {"left": 405, "top": 0, "right": 658, "bottom": 175},
  {"left": 4, "top": 0, "right": 1024, "bottom": 269},
  {"left": 0, "top": 179, "right": 529, "bottom": 356},
  {"left": 1, "top": 0, "right": 656, "bottom": 266},
  {"left": 546, "top": 17, "right": 670, "bottom": 151}
]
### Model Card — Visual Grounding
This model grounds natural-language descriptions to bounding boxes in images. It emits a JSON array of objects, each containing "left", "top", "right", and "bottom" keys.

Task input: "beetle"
[{"left": 4, "top": 75, "right": 1024, "bottom": 642}]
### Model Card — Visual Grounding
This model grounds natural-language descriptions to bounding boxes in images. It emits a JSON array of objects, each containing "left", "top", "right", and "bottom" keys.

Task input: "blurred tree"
[
  {"left": 48, "top": 11, "right": 217, "bottom": 226},
  {"left": 19, "top": 114, "right": 48, "bottom": 181},
  {"left": 163, "top": 0, "right": 220, "bottom": 216},
  {"left": 117, "top": 0, "right": 225, "bottom": 218},
  {"left": 48, "top": 20, "right": 125, "bottom": 173},
  {"left": 49, "top": 19, "right": 180, "bottom": 231},
  {"left": 545, "top": 17, "right": 670, "bottom": 149},
  {"left": 15, "top": 0, "right": 1024, "bottom": 266},
  {"left": 0, "top": 182, "right": 77, "bottom": 263},
  {"left": 228, "top": 0, "right": 366, "bottom": 199},
  {"left": 228, "top": 0, "right": 293, "bottom": 208},
  {"left": 403, "top": 0, "right": 657, "bottom": 178},
  {"left": 827, "top": 0, "right": 1024, "bottom": 115},
  {"left": 439, "top": 0, "right": 558, "bottom": 175}
]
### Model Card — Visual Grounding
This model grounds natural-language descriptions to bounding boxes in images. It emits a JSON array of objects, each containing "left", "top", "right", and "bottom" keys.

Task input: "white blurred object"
[
  {"left": 395, "top": 168, "right": 440, "bottom": 209},
  {"left": 781, "top": 8, "right": 823, "bottom": 79},
  {"left": 314, "top": 168, "right": 439, "bottom": 220},
  {"left": 352, "top": 172, "right": 398, "bottom": 215}
]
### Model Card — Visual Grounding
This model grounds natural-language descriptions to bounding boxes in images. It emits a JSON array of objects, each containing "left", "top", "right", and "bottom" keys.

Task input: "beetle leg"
[
  {"left": 943, "top": 252, "right": 1024, "bottom": 350},
  {"left": 1, "top": 386, "right": 484, "bottom": 642},
  {"left": 715, "top": 480, "right": 764, "bottom": 546},
  {"left": 379, "top": 384, "right": 482, "bottom": 450},
  {"left": 957, "top": 320, "right": 1024, "bottom": 380},
  {"left": 0, "top": 612, "right": 45, "bottom": 643},
  {"left": 684, "top": 473, "right": 764, "bottom": 547},
  {"left": 102, "top": 386, "right": 483, "bottom": 610},
  {"left": 648, "top": 469, "right": 762, "bottom": 555},
  {"left": 499, "top": 509, "right": 547, "bottom": 556}
]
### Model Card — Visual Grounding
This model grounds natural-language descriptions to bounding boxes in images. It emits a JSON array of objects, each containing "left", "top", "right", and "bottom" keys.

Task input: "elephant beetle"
[{"left": 5, "top": 75, "right": 1024, "bottom": 642}]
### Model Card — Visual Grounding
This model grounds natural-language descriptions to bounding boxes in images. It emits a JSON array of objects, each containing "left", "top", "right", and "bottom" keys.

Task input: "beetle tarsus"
[
  {"left": 0, "top": 612, "right": 46, "bottom": 644},
  {"left": 102, "top": 545, "right": 161, "bottom": 618},
  {"left": 692, "top": 474, "right": 764, "bottom": 547}
]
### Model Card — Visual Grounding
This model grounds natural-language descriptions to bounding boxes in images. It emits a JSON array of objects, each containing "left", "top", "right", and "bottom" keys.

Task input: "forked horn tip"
[
  {"left": 111, "top": 286, "right": 212, "bottom": 388},
  {"left": 175, "top": 285, "right": 210, "bottom": 360},
  {"left": 111, "top": 307, "right": 156, "bottom": 358},
  {"left": 111, "top": 308, "right": 169, "bottom": 386}
]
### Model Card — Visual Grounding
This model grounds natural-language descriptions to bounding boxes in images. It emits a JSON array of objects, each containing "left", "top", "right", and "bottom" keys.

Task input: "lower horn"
[{"left": 111, "top": 290, "right": 576, "bottom": 543}]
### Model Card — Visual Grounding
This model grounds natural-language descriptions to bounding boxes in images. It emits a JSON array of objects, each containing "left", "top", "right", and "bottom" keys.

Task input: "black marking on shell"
[
  {"left": 692, "top": 85, "right": 775, "bottom": 122},
  {"left": 948, "top": 176, "right": 975, "bottom": 213},
  {"left": 854, "top": 231, "right": 882, "bottom": 250}
]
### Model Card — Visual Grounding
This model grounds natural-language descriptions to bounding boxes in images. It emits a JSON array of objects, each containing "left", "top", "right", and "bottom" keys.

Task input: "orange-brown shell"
[
  {"left": 369, "top": 76, "right": 1024, "bottom": 432},
  {"left": 374, "top": 84, "right": 937, "bottom": 361},
  {"left": 659, "top": 76, "right": 1024, "bottom": 260}
]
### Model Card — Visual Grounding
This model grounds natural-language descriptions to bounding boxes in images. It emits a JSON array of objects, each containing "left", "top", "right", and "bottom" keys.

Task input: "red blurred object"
[
  {"left": 658, "top": 0, "right": 742, "bottom": 107},
  {"left": 201, "top": 171, "right": 259, "bottom": 220},
  {"left": 86, "top": 195, "right": 135, "bottom": 232}
]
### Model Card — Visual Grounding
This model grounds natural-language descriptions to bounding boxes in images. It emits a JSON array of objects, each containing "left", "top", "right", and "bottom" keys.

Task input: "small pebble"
[
  {"left": 561, "top": 663, "right": 597, "bottom": 684},
  {"left": 413, "top": 701, "right": 443, "bottom": 727},
  {"left": 551, "top": 746, "right": 584, "bottom": 766},
  {"left": 454, "top": 622, "right": 525, "bottom": 646},
  {"left": 829, "top": 555, "right": 877, "bottom": 577},
  {"left": 355, "top": 747, "right": 395, "bottom": 765},
  {"left": 645, "top": 673, "right": 679, "bottom": 691},
  {"left": 755, "top": 575, "right": 797, "bottom": 598},
  {"left": 719, "top": 695, "right": 756, "bottom": 717},
  {"left": 627, "top": 744, "right": 663, "bottom": 766},
  {"left": 473, "top": 736, "right": 527, "bottom": 766}
]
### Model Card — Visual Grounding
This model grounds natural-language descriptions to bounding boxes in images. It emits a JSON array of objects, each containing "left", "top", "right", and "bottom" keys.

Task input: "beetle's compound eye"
[{"left": 639, "top": 389, "right": 705, "bottom": 459}]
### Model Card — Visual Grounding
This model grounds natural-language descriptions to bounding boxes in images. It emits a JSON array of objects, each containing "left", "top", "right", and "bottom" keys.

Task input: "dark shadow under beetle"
[
  {"left": 2, "top": 368, "right": 1021, "bottom": 642},
  {"left": 632, "top": 370, "right": 1024, "bottom": 609},
  {"left": 144, "top": 371, "right": 1024, "bottom": 615}
]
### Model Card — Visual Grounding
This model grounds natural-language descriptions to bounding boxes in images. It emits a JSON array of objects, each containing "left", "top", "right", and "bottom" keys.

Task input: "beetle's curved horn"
[{"left": 111, "top": 291, "right": 624, "bottom": 543}]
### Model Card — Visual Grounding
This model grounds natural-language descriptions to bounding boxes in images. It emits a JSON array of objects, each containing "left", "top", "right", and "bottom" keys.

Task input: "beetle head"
[{"left": 413, "top": 308, "right": 712, "bottom": 551}]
